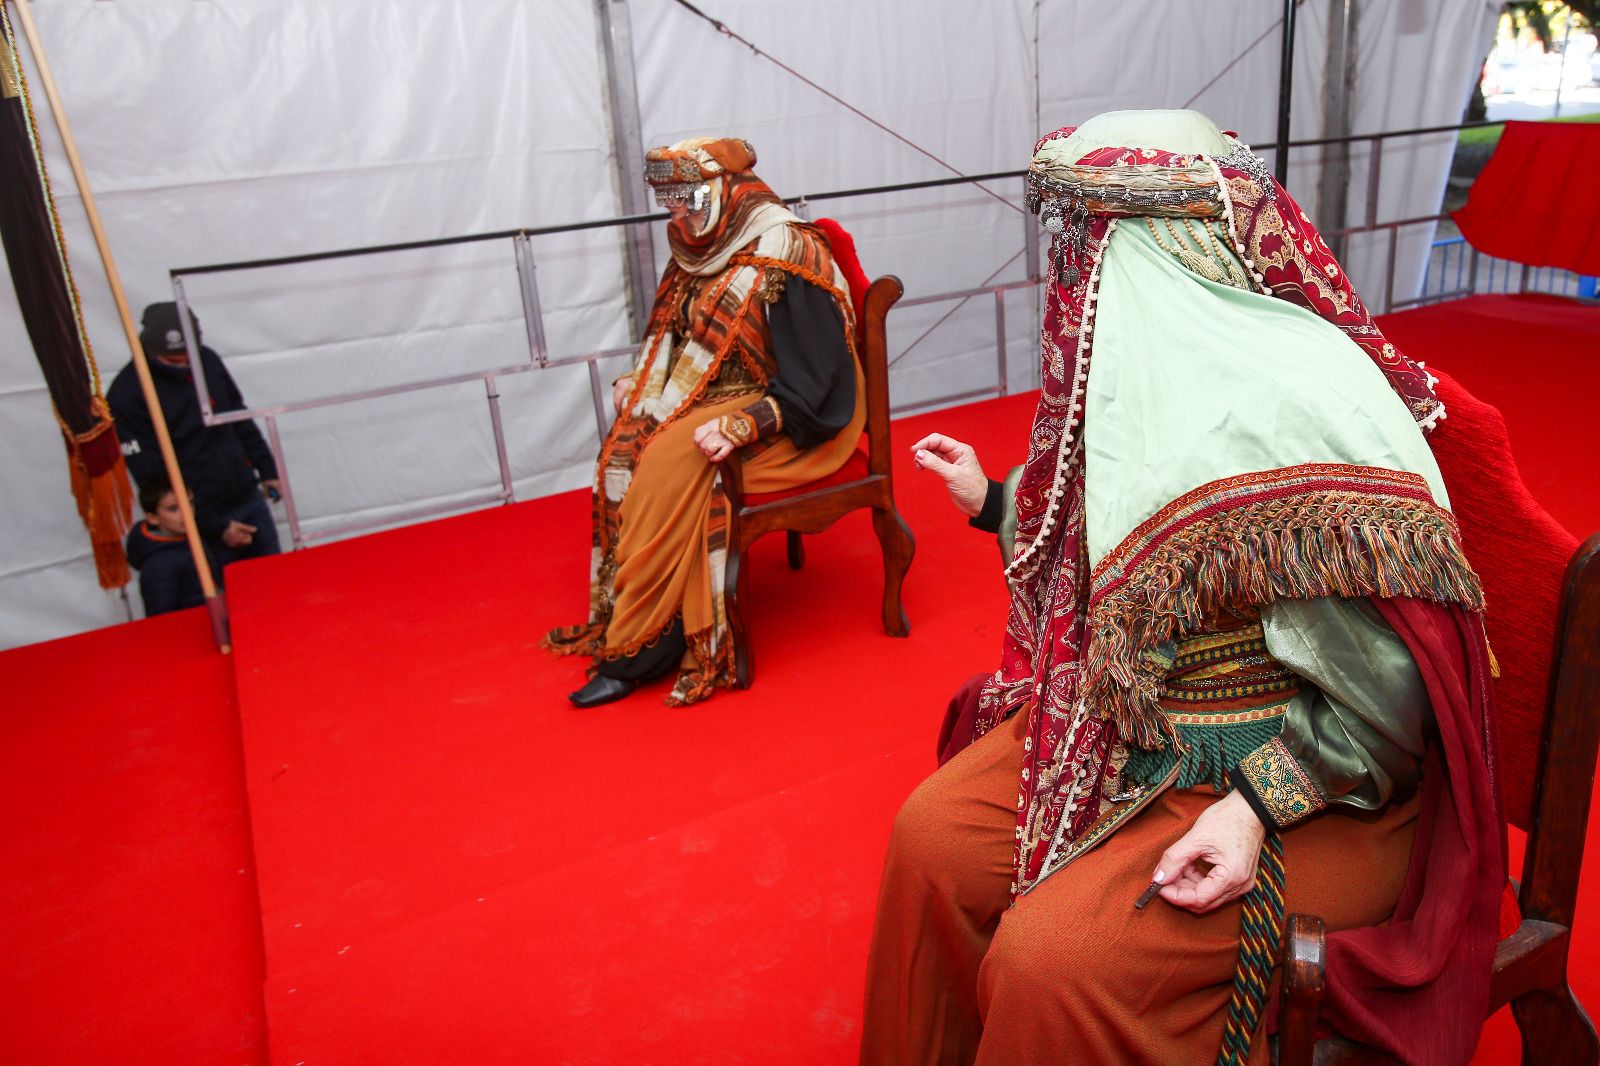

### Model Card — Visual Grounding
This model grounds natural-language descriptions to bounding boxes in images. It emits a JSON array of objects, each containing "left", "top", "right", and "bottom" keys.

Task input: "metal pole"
[
  {"left": 1023, "top": 175, "right": 1041, "bottom": 282},
  {"left": 512, "top": 234, "right": 550, "bottom": 366},
  {"left": 261, "top": 414, "right": 304, "bottom": 551},
  {"left": 586, "top": 359, "right": 610, "bottom": 439},
  {"left": 993, "top": 289, "right": 1008, "bottom": 396},
  {"left": 594, "top": 0, "right": 657, "bottom": 334},
  {"left": 171, "top": 275, "right": 215, "bottom": 424},
  {"left": 1316, "top": 0, "right": 1355, "bottom": 258},
  {"left": 1384, "top": 226, "right": 1398, "bottom": 313},
  {"left": 1274, "top": 0, "right": 1298, "bottom": 185},
  {"left": 483, "top": 374, "right": 515, "bottom": 504},
  {"left": 1554, "top": 15, "right": 1573, "bottom": 119},
  {"left": 1364, "top": 137, "right": 1383, "bottom": 230},
  {"left": 12, "top": 0, "right": 229, "bottom": 651}
]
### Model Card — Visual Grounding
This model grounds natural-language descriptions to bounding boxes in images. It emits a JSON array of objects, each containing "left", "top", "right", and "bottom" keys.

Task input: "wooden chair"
[
  {"left": 717, "top": 237, "right": 915, "bottom": 689},
  {"left": 1276, "top": 370, "right": 1600, "bottom": 1065}
]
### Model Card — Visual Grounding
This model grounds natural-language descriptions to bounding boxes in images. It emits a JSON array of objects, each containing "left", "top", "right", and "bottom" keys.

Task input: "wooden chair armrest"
[{"left": 1278, "top": 913, "right": 1327, "bottom": 1066}]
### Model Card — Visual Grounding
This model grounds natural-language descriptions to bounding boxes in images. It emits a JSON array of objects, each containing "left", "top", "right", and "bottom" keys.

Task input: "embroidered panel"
[{"left": 1237, "top": 736, "right": 1328, "bottom": 828}]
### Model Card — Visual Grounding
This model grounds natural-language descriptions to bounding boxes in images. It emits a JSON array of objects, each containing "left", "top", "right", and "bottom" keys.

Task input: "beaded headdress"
[
  {"left": 644, "top": 137, "right": 758, "bottom": 211},
  {"left": 1026, "top": 124, "right": 1276, "bottom": 284}
]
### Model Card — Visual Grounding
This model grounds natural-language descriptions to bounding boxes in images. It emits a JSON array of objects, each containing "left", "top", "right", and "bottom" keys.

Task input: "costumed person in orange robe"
[
  {"left": 860, "top": 110, "right": 1505, "bottom": 1066},
  {"left": 547, "top": 138, "right": 864, "bottom": 707}
]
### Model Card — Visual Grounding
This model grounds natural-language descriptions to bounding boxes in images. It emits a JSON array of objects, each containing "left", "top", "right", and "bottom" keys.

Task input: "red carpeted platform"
[
  {"left": 223, "top": 393, "right": 1035, "bottom": 1063},
  {"left": 3, "top": 293, "right": 1596, "bottom": 1063},
  {"left": 0, "top": 608, "right": 267, "bottom": 1064}
]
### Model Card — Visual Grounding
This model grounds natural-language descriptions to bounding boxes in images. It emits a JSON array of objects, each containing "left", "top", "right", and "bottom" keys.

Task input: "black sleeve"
[
  {"left": 969, "top": 479, "right": 1005, "bottom": 534},
  {"left": 205, "top": 349, "right": 278, "bottom": 480},
  {"left": 107, "top": 373, "right": 166, "bottom": 488},
  {"left": 139, "top": 554, "right": 182, "bottom": 617},
  {"left": 764, "top": 276, "right": 858, "bottom": 449}
]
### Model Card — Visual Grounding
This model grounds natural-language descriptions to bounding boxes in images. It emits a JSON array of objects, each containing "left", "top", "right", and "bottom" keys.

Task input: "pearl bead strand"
[
  {"left": 1204, "top": 157, "right": 1271, "bottom": 295},
  {"left": 1004, "top": 219, "right": 1118, "bottom": 579}
]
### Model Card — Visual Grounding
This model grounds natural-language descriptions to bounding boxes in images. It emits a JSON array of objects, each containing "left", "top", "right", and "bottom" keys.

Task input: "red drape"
[
  {"left": 1310, "top": 598, "right": 1507, "bottom": 1065},
  {"left": 1453, "top": 120, "right": 1600, "bottom": 276}
]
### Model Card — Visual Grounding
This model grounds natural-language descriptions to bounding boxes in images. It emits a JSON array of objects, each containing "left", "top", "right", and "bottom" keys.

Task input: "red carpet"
[
  {"left": 0, "top": 608, "right": 266, "bottom": 1064},
  {"left": 222, "top": 393, "right": 1034, "bottom": 1062},
  {"left": 2, "top": 294, "right": 1595, "bottom": 1063}
]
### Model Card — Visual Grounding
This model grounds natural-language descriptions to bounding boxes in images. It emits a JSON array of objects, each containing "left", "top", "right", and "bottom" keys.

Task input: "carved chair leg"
[
  {"left": 1514, "top": 984, "right": 1600, "bottom": 1066},
  {"left": 1277, "top": 914, "right": 1326, "bottom": 1066},
  {"left": 786, "top": 530, "right": 805, "bottom": 571},
  {"left": 871, "top": 506, "right": 915, "bottom": 638},
  {"left": 725, "top": 532, "right": 754, "bottom": 690}
]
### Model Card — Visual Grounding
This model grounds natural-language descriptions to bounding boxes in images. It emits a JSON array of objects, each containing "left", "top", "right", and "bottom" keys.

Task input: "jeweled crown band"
[{"left": 1025, "top": 163, "right": 1224, "bottom": 228}]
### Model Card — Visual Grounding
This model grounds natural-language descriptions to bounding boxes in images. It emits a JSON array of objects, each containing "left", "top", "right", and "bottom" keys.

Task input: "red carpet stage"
[{"left": 3, "top": 294, "right": 1596, "bottom": 1063}]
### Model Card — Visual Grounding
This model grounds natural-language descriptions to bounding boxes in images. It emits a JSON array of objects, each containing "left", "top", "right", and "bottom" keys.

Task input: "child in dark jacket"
[{"left": 125, "top": 477, "right": 221, "bottom": 617}]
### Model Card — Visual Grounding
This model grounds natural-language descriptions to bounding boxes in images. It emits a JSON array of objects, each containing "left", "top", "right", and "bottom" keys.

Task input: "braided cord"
[{"left": 1216, "top": 829, "right": 1286, "bottom": 1066}]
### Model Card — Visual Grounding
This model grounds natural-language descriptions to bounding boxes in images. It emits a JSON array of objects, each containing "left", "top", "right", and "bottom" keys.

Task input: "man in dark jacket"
[{"left": 108, "top": 301, "right": 281, "bottom": 564}]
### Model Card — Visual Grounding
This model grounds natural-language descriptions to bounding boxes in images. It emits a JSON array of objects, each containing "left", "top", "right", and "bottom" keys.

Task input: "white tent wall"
[
  {"left": 0, "top": 0, "right": 1494, "bottom": 648},
  {"left": 1, "top": 0, "right": 627, "bottom": 647}
]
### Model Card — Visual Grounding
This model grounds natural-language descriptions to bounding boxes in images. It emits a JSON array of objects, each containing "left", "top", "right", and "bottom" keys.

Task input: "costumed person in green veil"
[{"left": 861, "top": 110, "right": 1505, "bottom": 1066}]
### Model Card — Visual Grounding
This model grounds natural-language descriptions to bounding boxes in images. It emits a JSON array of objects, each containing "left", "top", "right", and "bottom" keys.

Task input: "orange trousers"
[
  {"left": 604, "top": 373, "right": 864, "bottom": 658},
  {"left": 860, "top": 708, "right": 1419, "bottom": 1065}
]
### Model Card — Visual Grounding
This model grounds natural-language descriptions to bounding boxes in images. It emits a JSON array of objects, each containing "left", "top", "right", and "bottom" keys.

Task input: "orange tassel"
[{"left": 63, "top": 423, "right": 133, "bottom": 590}]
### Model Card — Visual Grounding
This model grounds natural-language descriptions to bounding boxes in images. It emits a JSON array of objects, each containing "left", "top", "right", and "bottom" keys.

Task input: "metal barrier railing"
[
  {"left": 1417, "top": 234, "right": 1598, "bottom": 305},
  {"left": 171, "top": 119, "right": 1526, "bottom": 549}
]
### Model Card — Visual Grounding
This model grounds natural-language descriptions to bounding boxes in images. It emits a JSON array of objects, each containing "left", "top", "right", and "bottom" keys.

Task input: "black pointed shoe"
[{"left": 568, "top": 674, "right": 637, "bottom": 708}]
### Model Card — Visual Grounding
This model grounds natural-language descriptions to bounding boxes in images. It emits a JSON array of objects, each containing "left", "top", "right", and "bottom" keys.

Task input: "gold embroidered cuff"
[{"left": 1234, "top": 736, "right": 1327, "bottom": 828}]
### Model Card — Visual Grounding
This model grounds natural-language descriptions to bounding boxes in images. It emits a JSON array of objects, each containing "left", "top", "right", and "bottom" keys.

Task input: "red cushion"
[
  {"left": 814, "top": 218, "right": 870, "bottom": 345},
  {"left": 1428, "top": 369, "right": 1579, "bottom": 829},
  {"left": 741, "top": 448, "right": 870, "bottom": 507}
]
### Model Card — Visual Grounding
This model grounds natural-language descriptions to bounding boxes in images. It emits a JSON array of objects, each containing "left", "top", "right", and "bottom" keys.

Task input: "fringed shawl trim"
[{"left": 1082, "top": 464, "right": 1484, "bottom": 750}]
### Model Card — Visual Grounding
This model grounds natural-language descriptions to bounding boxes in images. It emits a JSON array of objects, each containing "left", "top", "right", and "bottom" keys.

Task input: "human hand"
[
  {"left": 693, "top": 420, "right": 736, "bottom": 462},
  {"left": 260, "top": 479, "right": 283, "bottom": 502},
  {"left": 910, "top": 433, "right": 988, "bottom": 517},
  {"left": 612, "top": 377, "right": 633, "bottom": 414},
  {"left": 221, "top": 520, "right": 257, "bottom": 548},
  {"left": 1151, "top": 791, "right": 1267, "bottom": 914}
]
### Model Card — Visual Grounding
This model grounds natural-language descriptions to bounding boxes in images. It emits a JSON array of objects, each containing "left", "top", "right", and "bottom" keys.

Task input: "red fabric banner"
[{"left": 1454, "top": 120, "right": 1600, "bottom": 276}]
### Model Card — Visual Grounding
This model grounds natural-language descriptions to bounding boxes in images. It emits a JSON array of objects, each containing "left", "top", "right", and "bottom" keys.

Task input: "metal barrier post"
[
  {"left": 513, "top": 233, "right": 550, "bottom": 366},
  {"left": 1519, "top": 263, "right": 1531, "bottom": 294},
  {"left": 484, "top": 374, "right": 515, "bottom": 504},
  {"left": 1468, "top": 245, "right": 1480, "bottom": 294},
  {"left": 262, "top": 413, "right": 305, "bottom": 550}
]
